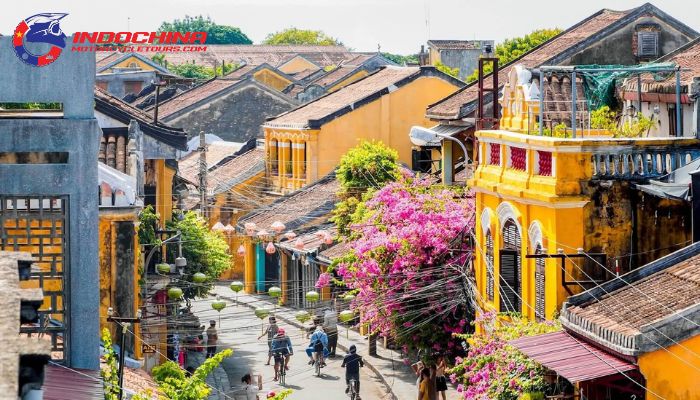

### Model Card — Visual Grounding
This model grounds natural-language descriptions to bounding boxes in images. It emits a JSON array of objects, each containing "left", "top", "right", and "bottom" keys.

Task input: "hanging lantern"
[
  {"left": 323, "top": 234, "right": 333, "bottom": 245},
  {"left": 271, "top": 221, "right": 286, "bottom": 233},
  {"left": 167, "top": 286, "right": 183, "bottom": 300},
  {"left": 268, "top": 286, "right": 282, "bottom": 298},
  {"left": 237, "top": 245, "right": 245, "bottom": 257},
  {"left": 284, "top": 231, "right": 297, "bottom": 240},
  {"left": 315, "top": 230, "right": 329, "bottom": 239},
  {"left": 305, "top": 290, "right": 320, "bottom": 303},
  {"left": 230, "top": 281, "right": 244, "bottom": 293},
  {"left": 211, "top": 298, "right": 227, "bottom": 311},
  {"left": 295, "top": 310, "right": 310, "bottom": 323},
  {"left": 156, "top": 263, "right": 171, "bottom": 274},
  {"left": 339, "top": 309, "right": 354, "bottom": 323},
  {"left": 212, "top": 221, "right": 225, "bottom": 231},
  {"left": 224, "top": 224, "right": 236, "bottom": 234},
  {"left": 257, "top": 229, "right": 270, "bottom": 237},
  {"left": 265, "top": 242, "right": 276, "bottom": 254},
  {"left": 192, "top": 272, "right": 207, "bottom": 283},
  {"left": 244, "top": 222, "right": 257, "bottom": 235},
  {"left": 294, "top": 238, "right": 305, "bottom": 250},
  {"left": 254, "top": 307, "right": 271, "bottom": 320}
]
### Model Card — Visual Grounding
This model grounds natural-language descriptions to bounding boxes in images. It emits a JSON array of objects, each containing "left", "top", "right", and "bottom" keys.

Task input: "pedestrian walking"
[
  {"left": 418, "top": 367, "right": 431, "bottom": 400},
  {"left": 206, "top": 320, "right": 218, "bottom": 358},
  {"left": 435, "top": 355, "right": 448, "bottom": 400},
  {"left": 257, "top": 316, "right": 279, "bottom": 365},
  {"left": 323, "top": 307, "right": 338, "bottom": 357},
  {"left": 241, "top": 373, "right": 263, "bottom": 400}
]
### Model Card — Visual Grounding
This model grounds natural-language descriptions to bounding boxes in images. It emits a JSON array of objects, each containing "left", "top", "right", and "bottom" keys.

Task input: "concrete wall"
[
  {"left": 165, "top": 83, "right": 296, "bottom": 142},
  {"left": 96, "top": 70, "right": 157, "bottom": 98},
  {"left": 437, "top": 48, "right": 486, "bottom": 81},
  {"left": 0, "top": 36, "right": 100, "bottom": 369}
]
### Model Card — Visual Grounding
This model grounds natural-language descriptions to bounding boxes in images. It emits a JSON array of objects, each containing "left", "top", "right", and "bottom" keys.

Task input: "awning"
[
  {"left": 509, "top": 331, "right": 637, "bottom": 383},
  {"left": 409, "top": 124, "right": 471, "bottom": 147},
  {"left": 44, "top": 364, "right": 104, "bottom": 400},
  {"left": 636, "top": 158, "right": 700, "bottom": 201}
]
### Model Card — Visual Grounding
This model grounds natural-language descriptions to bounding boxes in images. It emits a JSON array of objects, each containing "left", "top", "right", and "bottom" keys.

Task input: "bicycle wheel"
[
  {"left": 315, "top": 358, "right": 321, "bottom": 377},
  {"left": 280, "top": 358, "right": 286, "bottom": 386}
]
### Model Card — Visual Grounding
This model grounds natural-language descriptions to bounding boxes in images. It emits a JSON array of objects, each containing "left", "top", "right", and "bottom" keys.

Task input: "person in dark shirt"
[{"left": 341, "top": 344, "right": 364, "bottom": 398}]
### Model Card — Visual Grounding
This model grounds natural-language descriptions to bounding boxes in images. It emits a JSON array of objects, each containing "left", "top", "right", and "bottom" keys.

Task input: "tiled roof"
[
  {"left": 428, "top": 40, "right": 483, "bottom": 50},
  {"left": 537, "top": 75, "right": 588, "bottom": 127},
  {"left": 178, "top": 141, "right": 245, "bottom": 185},
  {"left": 278, "top": 226, "right": 337, "bottom": 253},
  {"left": 96, "top": 52, "right": 121, "bottom": 69},
  {"left": 318, "top": 241, "right": 352, "bottom": 262},
  {"left": 561, "top": 242, "right": 700, "bottom": 356},
  {"left": 208, "top": 147, "right": 266, "bottom": 194},
  {"left": 238, "top": 172, "right": 339, "bottom": 233},
  {"left": 290, "top": 68, "right": 324, "bottom": 82},
  {"left": 426, "top": 8, "right": 630, "bottom": 119},
  {"left": 311, "top": 65, "right": 360, "bottom": 88},
  {"left": 266, "top": 66, "right": 424, "bottom": 128},
  {"left": 155, "top": 78, "right": 240, "bottom": 118},
  {"left": 623, "top": 37, "right": 700, "bottom": 93},
  {"left": 225, "top": 63, "right": 259, "bottom": 79}
]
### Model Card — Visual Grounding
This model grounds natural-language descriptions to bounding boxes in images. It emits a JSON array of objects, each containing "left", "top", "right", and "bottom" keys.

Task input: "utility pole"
[
  {"left": 152, "top": 80, "right": 166, "bottom": 125},
  {"left": 107, "top": 307, "right": 142, "bottom": 400},
  {"left": 198, "top": 130, "right": 207, "bottom": 218}
]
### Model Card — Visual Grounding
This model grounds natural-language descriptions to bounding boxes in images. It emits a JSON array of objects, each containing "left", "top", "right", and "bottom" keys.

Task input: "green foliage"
[
  {"left": 138, "top": 205, "right": 160, "bottom": 246},
  {"left": 101, "top": 329, "right": 120, "bottom": 400},
  {"left": 538, "top": 122, "right": 570, "bottom": 138},
  {"left": 151, "top": 53, "right": 166, "bottom": 66},
  {"left": 268, "top": 389, "right": 294, "bottom": 400},
  {"left": 263, "top": 28, "right": 343, "bottom": 46},
  {"left": 135, "top": 349, "right": 232, "bottom": 400},
  {"left": 166, "top": 211, "right": 231, "bottom": 299},
  {"left": 0, "top": 103, "right": 61, "bottom": 110},
  {"left": 521, "top": 392, "right": 545, "bottom": 400},
  {"left": 381, "top": 52, "right": 419, "bottom": 65},
  {"left": 590, "top": 105, "right": 618, "bottom": 131},
  {"left": 158, "top": 15, "right": 252, "bottom": 44},
  {"left": 151, "top": 360, "right": 185, "bottom": 384},
  {"left": 616, "top": 113, "right": 656, "bottom": 138},
  {"left": 466, "top": 28, "right": 562, "bottom": 83},
  {"left": 167, "top": 63, "right": 236, "bottom": 79},
  {"left": 435, "top": 61, "right": 460, "bottom": 79},
  {"left": 332, "top": 141, "right": 399, "bottom": 237}
]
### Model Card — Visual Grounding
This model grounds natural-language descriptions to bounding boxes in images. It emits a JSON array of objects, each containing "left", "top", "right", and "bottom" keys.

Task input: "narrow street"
[{"left": 191, "top": 296, "right": 390, "bottom": 400}]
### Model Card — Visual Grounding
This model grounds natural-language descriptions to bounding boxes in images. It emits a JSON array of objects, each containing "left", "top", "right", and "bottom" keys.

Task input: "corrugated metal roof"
[
  {"left": 43, "top": 364, "right": 104, "bottom": 400},
  {"left": 509, "top": 331, "right": 637, "bottom": 383}
]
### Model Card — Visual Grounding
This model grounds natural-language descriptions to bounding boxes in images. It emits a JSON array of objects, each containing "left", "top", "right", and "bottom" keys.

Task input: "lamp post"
[{"left": 107, "top": 307, "right": 142, "bottom": 400}]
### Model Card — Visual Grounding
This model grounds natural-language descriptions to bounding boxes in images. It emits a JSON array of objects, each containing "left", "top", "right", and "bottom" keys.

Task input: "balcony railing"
[{"left": 591, "top": 149, "right": 700, "bottom": 179}]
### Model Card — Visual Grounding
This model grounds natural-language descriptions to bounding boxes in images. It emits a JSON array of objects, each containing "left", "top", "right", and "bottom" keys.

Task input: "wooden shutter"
[
  {"left": 499, "top": 250, "right": 520, "bottom": 312},
  {"left": 486, "top": 231, "right": 494, "bottom": 301},
  {"left": 638, "top": 32, "right": 658, "bottom": 58},
  {"left": 535, "top": 246, "right": 546, "bottom": 321}
]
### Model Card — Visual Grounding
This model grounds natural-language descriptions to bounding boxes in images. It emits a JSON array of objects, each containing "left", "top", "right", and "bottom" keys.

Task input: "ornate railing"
[{"left": 592, "top": 149, "right": 700, "bottom": 179}]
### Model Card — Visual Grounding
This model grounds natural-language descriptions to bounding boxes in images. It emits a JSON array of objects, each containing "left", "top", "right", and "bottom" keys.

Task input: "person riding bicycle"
[
  {"left": 305, "top": 325, "right": 329, "bottom": 367},
  {"left": 341, "top": 344, "right": 364, "bottom": 399},
  {"left": 270, "top": 328, "right": 293, "bottom": 381}
]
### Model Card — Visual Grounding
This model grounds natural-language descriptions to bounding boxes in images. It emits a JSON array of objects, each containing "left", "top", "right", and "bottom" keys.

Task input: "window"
[
  {"left": 534, "top": 245, "right": 546, "bottom": 321},
  {"left": 411, "top": 148, "right": 433, "bottom": 173},
  {"left": 96, "top": 81, "right": 108, "bottom": 91},
  {"left": 637, "top": 32, "right": 659, "bottom": 58},
  {"left": 485, "top": 230, "right": 494, "bottom": 301},
  {"left": 488, "top": 143, "right": 501, "bottom": 165},
  {"left": 269, "top": 140, "right": 278, "bottom": 174},
  {"left": 299, "top": 142, "right": 307, "bottom": 179},
  {"left": 509, "top": 147, "right": 527, "bottom": 171},
  {"left": 668, "top": 104, "right": 683, "bottom": 137},
  {"left": 499, "top": 219, "right": 522, "bottom": 313}
]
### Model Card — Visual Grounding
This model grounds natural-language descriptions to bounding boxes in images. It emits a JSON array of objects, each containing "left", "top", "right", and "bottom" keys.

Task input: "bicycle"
[
  {"left": 313, "top": 348, "right": 324, "bottom": 377},
  {"left": 347, "top": 378, "right": 359, "bottom": 400},
  {"left": 273, "top": 351, "right": 287, "bottom": 386}
]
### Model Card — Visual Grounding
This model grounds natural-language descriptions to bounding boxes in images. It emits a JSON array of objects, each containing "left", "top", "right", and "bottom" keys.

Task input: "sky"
[{"left": 1, "top": 0, "right": 699, "bottom": 54}]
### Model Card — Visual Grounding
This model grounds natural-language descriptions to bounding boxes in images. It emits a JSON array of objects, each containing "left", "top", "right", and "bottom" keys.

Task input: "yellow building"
[
  {"left": 511, "top": 242, "right": 700, "bottom": 400},
  {"left": 263, "top": 66, "right": 464, "bottom": 192},
  {"left": 470, "top": 68, "right": 700, "bottom": 322}
]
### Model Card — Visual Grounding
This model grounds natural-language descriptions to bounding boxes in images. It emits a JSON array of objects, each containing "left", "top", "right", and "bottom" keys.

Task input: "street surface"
[{"left": 191, "top": 296, "right": 390, "bottom": 400}]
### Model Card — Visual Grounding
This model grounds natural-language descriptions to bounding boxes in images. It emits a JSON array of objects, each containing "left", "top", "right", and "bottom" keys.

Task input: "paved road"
[{"left": 191, "top": 297, "right": 389, "bottom": 400}]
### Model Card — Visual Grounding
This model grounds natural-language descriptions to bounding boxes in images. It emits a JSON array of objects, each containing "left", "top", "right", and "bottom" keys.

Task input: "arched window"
[
  {"left": 485, "top": 230, "right": 494, "bottom": 301},
  {"left": 499, "top": 219, "right": 522, "bottom": 313},
  {"left": 300, "top": 142, "right": 307, "bottom": 179},
  {"left": 269, "top": 139, "right": 278, "bottom": 174},
  {"left": 534, "top": 244, "right": 546, "bottom": 321},
  {"left": 284, "top": 140, "right": 293, "bottom": 176}
]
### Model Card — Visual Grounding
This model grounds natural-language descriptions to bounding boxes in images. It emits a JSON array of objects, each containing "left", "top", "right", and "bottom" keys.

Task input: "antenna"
[
  {"left": 424, "top": 0, "right": 431, "bottom": 40},
  {"left": 127, "top": 16, "right": 130, "bottom": 31}
]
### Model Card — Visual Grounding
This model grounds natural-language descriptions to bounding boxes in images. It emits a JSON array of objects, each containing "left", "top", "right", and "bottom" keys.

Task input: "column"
[
  {"left": 244, "top": 240, "right": 256, "bottom": 294},
  {"left": 442, "top": 140, "right": 453, "bottom": 185},
  {"left": 280, "top": 252, "right": 288, "bottom": 306},
  {"left": 291, "top": 139, "right": 299, "bottom": 189}
]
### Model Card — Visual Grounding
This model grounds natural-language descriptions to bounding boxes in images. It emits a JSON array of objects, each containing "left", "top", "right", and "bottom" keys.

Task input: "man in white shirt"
[
  {"left": 241, "top": 373, "right": 262, "bottom": 400},
  {"left": 323, "top": 308, "right": 338, "bottom": 357}
]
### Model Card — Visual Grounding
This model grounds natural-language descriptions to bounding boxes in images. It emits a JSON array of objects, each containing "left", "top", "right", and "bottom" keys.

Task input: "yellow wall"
[
  {"left": 252, "top": 69, "right": 293, "bottom": 92},
  {"left": 639, "top": 334, "right": 700, "bottom": 400},
  {"left": 429, "top": 48, "right": 441, "bottom": 65},
  {"left": 154, "top": 160, "right": 175, "bottom": 226},
  {"left": 264, "top": 75, "right": 461, "bottom": 192},
  {"left": 278, "top": 56, "right": 320, "bottom": 74},
  {"left": 112, "top": 55, "right": 158, "bottom": 71},
  {"left": 327, "top": 70, "right": 370, "bottom": 93}
]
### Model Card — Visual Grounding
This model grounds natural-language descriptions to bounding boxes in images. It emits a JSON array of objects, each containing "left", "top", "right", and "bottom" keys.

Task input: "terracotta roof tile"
[
  {"left": 225, "top": 64, "right": 259, "bottom": 79},
  {"left": 266, "top": 67, "right": 421, "bottom": 128},
  {"left": 426, "top": 9, "right": 629, "bottom": 119},
  {"left": 156, "top": 78, "right": 240, "bottom": 118},
  {"left": 178, "top": 141, "right": 245, "bottom": 185},
  {"left": 278, "top": 226, "right": 337, "bottom": 253},
  {"left": 208, "top": 147, "right": 266, "bottom": 194},
  {"left": 318, "top": 241, "right": 352, "bottom": 261},
  {"left": 623, "top": 38, "right": 700, "bottom": 93},
  {"left": 312, "top": 65, "right": 360, "bottom": 88},
  {"left": 238, "top": 173, "right": 339, "bottom": 232}
]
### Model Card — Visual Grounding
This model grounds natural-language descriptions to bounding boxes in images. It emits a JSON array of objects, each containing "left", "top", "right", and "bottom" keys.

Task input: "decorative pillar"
[{"left": 244, "top": 240, "right": 256, "bottom": 294}]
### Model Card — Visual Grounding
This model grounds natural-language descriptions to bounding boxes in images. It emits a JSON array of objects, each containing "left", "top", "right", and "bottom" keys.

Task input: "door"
[{"left": 500, "top": 220, "right": 522, "bottom": 313}]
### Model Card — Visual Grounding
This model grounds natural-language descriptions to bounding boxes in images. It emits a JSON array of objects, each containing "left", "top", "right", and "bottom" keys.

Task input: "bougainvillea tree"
[
  {"left": 449, "top": 312, "right": 560, "bottom": 399},
  {"left": 326, "top": 173, "right": 476, "bottom": 356}
]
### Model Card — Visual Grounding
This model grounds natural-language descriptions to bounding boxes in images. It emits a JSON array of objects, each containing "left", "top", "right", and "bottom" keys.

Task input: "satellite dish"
[{"left": 409, "top": 126, "right": 440, "bottom": 147}]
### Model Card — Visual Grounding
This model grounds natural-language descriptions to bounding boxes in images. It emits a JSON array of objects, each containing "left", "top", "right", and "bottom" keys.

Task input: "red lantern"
[
  {"left": 271, "top": 221, "right": 286, "bottom": 233},
  {"left": 294, "top": 238, "right": 305, "bottom": 250},
  {"left": 244, "top": 222, "right": 257, "bottom": 235},
  {"left": 266, "top": 242, "right": 276, "bottom": 254},
  {"left": 284, "top": 231, "right": 297, "bottom": 240},
  {"left": 324, "top": 234, "right": 333, "bottom": 245}
]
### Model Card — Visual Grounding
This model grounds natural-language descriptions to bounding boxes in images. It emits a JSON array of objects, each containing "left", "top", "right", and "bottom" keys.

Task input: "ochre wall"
[
  {"left": 252, "top": 69, "right": 292, "bottom": 92},
  {"left": 639, "top": 334, "right": 700, "bottom": 400},
  {"left": 278, "top": 57, "right": 320, "bottom": 74},
  {"left": 154, "top": 160, "right": 175, "bottom": 226},
  {"left": 112, "top": 56, "right": 158, "bottom": 71}
]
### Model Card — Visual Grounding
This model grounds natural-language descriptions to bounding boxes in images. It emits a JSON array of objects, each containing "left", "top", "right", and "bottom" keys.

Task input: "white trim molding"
[
  {"left": 496, "top": 202, "right": 522, "bottom": 236},
  {"left": 528, "top": 220, "right": 545, "bottom": 250},
  {"left": 480, "top": 207, "right": 495, "bottom": 236}
]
